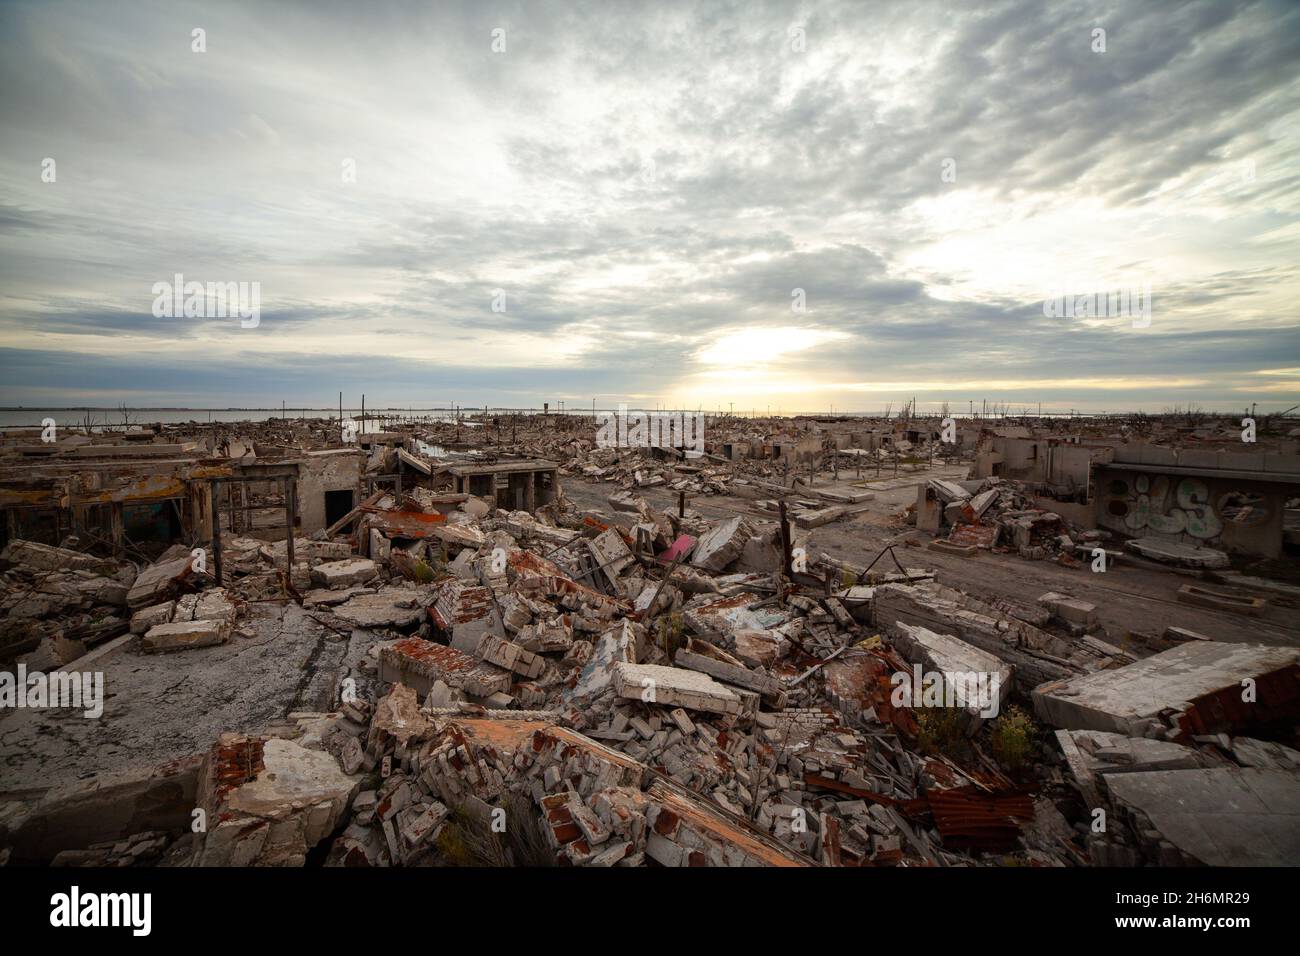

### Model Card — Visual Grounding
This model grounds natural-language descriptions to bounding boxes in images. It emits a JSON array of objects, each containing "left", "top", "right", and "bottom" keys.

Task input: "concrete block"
[
  {"left": 129, "top": 601, "right": 175, "bottom": 635},
  {"left": 612, "top": 662, "right": 753, "bottom": 716},
  {"left": 475, "top": 635, "right": 545, "bottom": 679},
  {"left": 691, "top": 517, "right": 753, "bottom": 572},
  {"left": 1033, "top": 642, "right": 1300, "bottom": 738},
  {"left": 1037, "top": 591, "right": 1098, "bottom": 627},
  {"left": 310, "top": 558, "right": 379, "bottom": 589},
  {"left": 141, "top": 619, "right": 228, "bottom": 653},
  {"left": 890, "top": 623, "right": 1013, "bottom": 729}
]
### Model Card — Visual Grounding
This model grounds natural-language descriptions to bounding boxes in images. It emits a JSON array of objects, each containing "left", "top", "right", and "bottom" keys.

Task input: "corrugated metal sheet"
[{"left": 915, "top": 785, "right": 1034, "bottom": 852}]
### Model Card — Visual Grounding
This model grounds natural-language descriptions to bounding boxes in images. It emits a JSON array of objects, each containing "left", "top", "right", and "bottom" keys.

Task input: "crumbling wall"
[{"left": 297, "top": 449, "right": 363, "bottom": 533}]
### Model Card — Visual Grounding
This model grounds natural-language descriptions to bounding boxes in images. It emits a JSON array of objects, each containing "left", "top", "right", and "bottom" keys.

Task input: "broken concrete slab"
[
  {"left": 193, "top": 733, "right": 360, "bottom": 866},
  {"left": 303, "top": 585, "right": 372, "bottom": 608},
  {"left": 587, "top": 527, "right": 635, "bottom": 590},
  {"left": 1104, "top": 768, "right": 1300, "bottom": 866},
  {"left": 332, "top": 588, "right": 425, "bottom": 628},
  {"left": 429, "top": 579, "right": 503, "bottom": 653},
  {"left": 193, "top": 588, "right": 238, "bottom": 626},
  {"left": 889, "top": 622, "right": 1013, "bottom": 730},
  {"left": 737, "top": 528, "right": 782, "bottom": 572},
  {"left": 873, "top": 581, "right": 1079, "bottom": 689},
  {"left": 0, "top": 758, "right": 201, "bottom": 863},
  {"left": 567, "top": 620, "right": 639, "bottom": 700},
  {"left": 1037, "top": 591, "right": 1098, "bottom": 628},
  {"left": 366, "top": 682, "right": 431, "bottom": 752},
  {"left": 644, "top": 778, "right": 812, "bottom": 867},
  {"left": 1175, "top": 584, "right": 1267, "bottom": 617},
  {"left": 0, "top": 539, "right": 120, "bottom": 575},
  {"left": 126, "top": 554, "right": 197, "bottom": 609},
  {"left": 814, "top": 488, "right": 873, "bottom": 505},
  {"left": 141, "top": 619, "right": 229, "bottom": 653},
  {"left": 378, "top": 637, "right": 512, "bottom": 700},
  {"left": 690, "top": 516, "right": 753, "bottom": 571},
  {"left": 1126, "top": 537, "right": 1230, "bottom": 569},
  {"left": 674, "top": 640, "right": 787, "bottom": 707},
  {"left": 968, "top": 488, "right": 998, "bottom": 518},
  {"left": 730, "top": 629, "right": 787, "bottom": 668},
  {"left": 1055, "top": 729, "right": 1222, "bottom": 806},
  {"left": 928, "top": 478, "right": 971, "bottom": 502},
  {"left": 1230, "top": 737, "right": 1300, "bottom": 771},
  {"left": 1033, "top": 641, "right": 1300, "bottom": 739},
  {"left": 682, "top": 592, "right": 791, "bottom": 636},
  {"left": 612, "top": 662, "right": 754, "bottom": 716},
  {"left": 309, "top": 558, "right": 379, "bottom": 589},
  {"left": 475, "top": 634, "right": 545, "bottom": 679},
  {"left": 129, "top": 601, "right": 175, "bottom": 635},
  {"left": 793, "top": 505, "right": 851, "bottom": 529}
]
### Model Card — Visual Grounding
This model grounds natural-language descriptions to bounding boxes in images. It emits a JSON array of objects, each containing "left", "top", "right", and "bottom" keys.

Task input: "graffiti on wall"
[{"left": 1109, "top": 474, "right": 1223, "bottom": 539}]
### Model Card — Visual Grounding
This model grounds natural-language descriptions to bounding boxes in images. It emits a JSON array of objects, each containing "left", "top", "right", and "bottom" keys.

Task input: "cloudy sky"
[{"left": 0, "top": 0, "right": 1297, "bottom": 413}]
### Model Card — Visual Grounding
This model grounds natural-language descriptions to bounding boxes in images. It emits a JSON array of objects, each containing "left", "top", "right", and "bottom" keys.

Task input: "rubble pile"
[
  {"left": 3, "top": 408, "right": 1298, "bottom": 869},
  {"left": 1, "top": 539, "right": 142, "bottom": 667},
  {"left": 918, "top": 476, "right": 1112, "bottom": 566}
]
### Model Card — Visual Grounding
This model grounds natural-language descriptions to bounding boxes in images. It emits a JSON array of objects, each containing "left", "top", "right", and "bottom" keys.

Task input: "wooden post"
[
  {"left": 778, "top": 499, "right": 793, "bottom": 579},
  {"left": 283, "top": 478, "right": 295, "bottom": 570},
  {"left": 211, "top": 479, "right": 224, "bottom": 585},
  {"left": 110, "top": 502, "right": 125, "bottom": 558},
  {"left": 678, "top": 490, "right": 685, "bottom": 519}
]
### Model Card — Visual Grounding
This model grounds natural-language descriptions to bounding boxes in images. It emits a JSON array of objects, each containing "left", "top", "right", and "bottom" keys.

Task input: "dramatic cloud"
[{"left": 1, "top": 0, "right": 1297, "bottom": 413}]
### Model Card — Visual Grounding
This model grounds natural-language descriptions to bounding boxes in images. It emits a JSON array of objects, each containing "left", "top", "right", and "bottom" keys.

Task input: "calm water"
[
  {"left": 0, "top": 407, "right": 705, "bottom": 429},
  {"left": 0, "top": 408, "right": 489, "bottom": 429}
]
